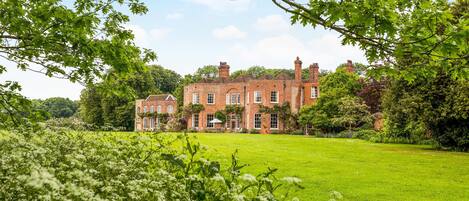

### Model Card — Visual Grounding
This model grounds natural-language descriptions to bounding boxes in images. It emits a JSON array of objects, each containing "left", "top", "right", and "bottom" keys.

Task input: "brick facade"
[
  {"left": 135, "top": 94, "right": 177, "bottom": 131},
  {"left": 135, "top": 57, "right": 356, "bottom": 134},
  {"left": 184, "top": 57, "right": 325, "bottom": 134}
]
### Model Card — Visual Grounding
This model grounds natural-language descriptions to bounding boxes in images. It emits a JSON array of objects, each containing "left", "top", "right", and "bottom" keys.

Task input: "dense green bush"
[
  {"left": 382, "top": 75, "right": 469, "bottom": 150},
  {"left": 352, "top": 130, "right": 378, "bottom": 140},
  {"left": 0, "top": 131, "right": 302, "bottom": 200},
  {"left": 290, "top": 130, "right": 304, "bottom": 135},
  {"left": 43, "top": 117, "right": 126, "bottom": 132}
]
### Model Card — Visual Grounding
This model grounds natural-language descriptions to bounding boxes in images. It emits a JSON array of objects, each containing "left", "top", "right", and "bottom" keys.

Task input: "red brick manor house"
[{"left": 135, "top": 57, "right": 355, "bottom": 133}]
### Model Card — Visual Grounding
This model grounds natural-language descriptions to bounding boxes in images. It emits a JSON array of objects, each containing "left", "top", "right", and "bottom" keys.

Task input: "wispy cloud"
[
  {"left": 188, "top": 0, "right": 252, "bottom": 11},
  {"left": 125, "top": 25, "right": 172, "bottom": 47},
  {"left": 254, "top": 15, "right": 290, "bottom": 32},
  {"left": 227, "top": 33, "right": 366, "bottom": 70},
  {"left": 166, "top": 12, "right": 184, "bottom": 20},
  {"left": 212, "top": 25, "right": 247, "bottom": 40}
]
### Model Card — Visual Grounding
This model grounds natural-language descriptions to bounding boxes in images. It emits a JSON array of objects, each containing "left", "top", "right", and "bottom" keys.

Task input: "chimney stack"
[
  {"left": 309, "top": 63, "right": 319, "bottom": 83},
  {"left": 294, "top": 56, "right": 302, "bottom": 81},
  {"left": 218, "top": 62, "right": 230, "bottom": 79},
  {"left": 346, "top": 60, "right": 354, "bottom": 73}
]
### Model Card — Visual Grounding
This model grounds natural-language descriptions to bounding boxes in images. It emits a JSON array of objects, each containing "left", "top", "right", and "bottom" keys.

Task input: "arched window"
[
  {"left": 150, "top": 105, "right": 154, "bottom": 113},
  {"left": 167, "top": 105, "right": 174, "bottom": 114}
]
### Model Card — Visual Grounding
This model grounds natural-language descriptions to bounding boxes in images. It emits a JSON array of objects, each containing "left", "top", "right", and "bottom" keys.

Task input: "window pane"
[
  {"left": 192, "top": 93, "right": 200, "bottom": 103},
  {"left": 193, "top": 114, "right": 199, "bottom": 128},
  {"left": 168, "top": 105, "right": 173, "bottom": 113},
  {"left": 254, "top": 113, "right": 261, "bottom": 129},
  {"left": 230, "top": 93, "right": 240, "bottom": 104},
  {"left": 208, "top": 93, "right": 214, "bottom": 104},
  {"left": 311, "top": 87, "right": 318, "bottom": 98},
  {"left": 255, "top": 91, "right": 262, "bottom": 103},
  {"left": 270, "top": 91, "right": 278, "bottom": 102},
  {"left": 270, "top": 113, "right": 278, "bottom": 129},
  {"left": 207, "top": 114, "right": 214, "bottom": 128}
]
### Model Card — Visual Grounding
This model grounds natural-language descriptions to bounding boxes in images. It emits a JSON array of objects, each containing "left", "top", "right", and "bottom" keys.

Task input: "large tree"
[
  {"left": 276, "top": 0, "right": 469, "bottom": 149},
  {"left": 272, "top": 0, "right": 468, "bottom": 81},
  {"left": 79, "top": 65, "right": 180, "bottom": 130},
  {"left": 0, "top": 0, "right": 155, "bottom": 128},
  {"left": 35, "top": 97, "right": 79, "bottom": 119},
  {"left": 299, "top": 68, "right": 362, "bottom": 133}
]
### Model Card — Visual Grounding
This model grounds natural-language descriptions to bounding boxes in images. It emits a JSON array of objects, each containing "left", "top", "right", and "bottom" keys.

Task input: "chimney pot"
[
  {"left": 294, "top": 56, "right": 303, "bottom": 64},
  {"left": 294, "top": 57, "right": 302, "bottom": 81},
  {"left": 218, "top": 61, "right": 230, "bottom": 79},
  {"left": 309, "top": 63, "right": 320, "bottom": 83}
]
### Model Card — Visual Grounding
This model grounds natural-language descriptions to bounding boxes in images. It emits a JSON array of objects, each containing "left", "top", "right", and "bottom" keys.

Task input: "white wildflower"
[
  {"left": 281, "top": 177, "right": 302, "bottom": 184},
  {"left": 330, "top": 191, "right": 343, "bottom": 200},
  {"left": 233, "top": 194, "right": 245, "bottom": 201},
  {"left": 211, "top": 173, "right": 225, "bottom": 183},
  {"left": 240, "top": 174, "right": 257, "bottom": 183}
]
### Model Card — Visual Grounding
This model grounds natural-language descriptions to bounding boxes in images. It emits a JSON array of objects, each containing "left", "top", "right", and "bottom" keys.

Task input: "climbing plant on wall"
[
  {"left": 258, "top": 102, "right": 298, "bottom": 133},
  {"left": 182, "top": 103, "right": 205, "bottom": 117}
]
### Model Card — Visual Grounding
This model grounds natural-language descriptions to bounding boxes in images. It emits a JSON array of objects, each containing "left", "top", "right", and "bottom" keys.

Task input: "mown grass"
[
  {"left": 4, "top": 131, "right": 469, "bottom": 200},
  {"left": 187, "top": 133, "right": 469, "bottom": 201}
]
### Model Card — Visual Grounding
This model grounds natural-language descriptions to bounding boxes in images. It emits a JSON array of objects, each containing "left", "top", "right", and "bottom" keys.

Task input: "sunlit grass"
[
  {"left": 189, "top": 133, "right": 469, "bottom": 201},
  {"left": 4, "top": 131, "right": 469, "bottom": 200}
]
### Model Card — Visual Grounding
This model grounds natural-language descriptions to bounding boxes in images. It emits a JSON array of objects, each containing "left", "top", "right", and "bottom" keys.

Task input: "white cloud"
[
  {"left": 126, "top": 24, "right": 149, "bottom": 46},
  {"left": 0, "top": 59, "right": 83, "bottom": 100},
  {"left": 125, "top": 25, "right": 171, "bottom": 47},
  {"left": 188, "top": 0, "right": 252, "bottom": 11},
  {"left": 212, "top": 25, "right": 247, "bottom": 40},
  {"left": 150, "top": 28, "right": 172, "bottom": 40},
  {"left": 227, "top": 33, "right": 367, "bottom": 70},
  {"left": 166, "top": 12, "right": 184, "bottom": 20},
  {"left": 254, "top": 15, "right": 290, "bottom": 32}
]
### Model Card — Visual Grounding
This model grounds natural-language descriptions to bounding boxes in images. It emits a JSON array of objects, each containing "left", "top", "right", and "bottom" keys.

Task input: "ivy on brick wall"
[
  {"left": 213, "top": 105, "right": 245, "bottom": 125},
  {"left": 182, "top": 103, "right": 205, "bottom": 117},
  {"left": 258, "top": 102, "right": 299, "bottom": 133}
]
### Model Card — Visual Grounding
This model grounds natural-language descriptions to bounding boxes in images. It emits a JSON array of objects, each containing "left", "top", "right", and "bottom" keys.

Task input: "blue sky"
[{"left": 1, "top": 0, "right": 366, "bottom": 100}]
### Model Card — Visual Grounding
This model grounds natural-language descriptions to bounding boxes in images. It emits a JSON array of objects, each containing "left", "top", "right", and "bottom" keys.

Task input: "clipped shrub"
[{"left": 249, "top": 129, "right": 260, "bottom": 134}]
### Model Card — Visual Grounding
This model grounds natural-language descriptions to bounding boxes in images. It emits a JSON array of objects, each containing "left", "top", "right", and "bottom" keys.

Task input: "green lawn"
[{"left": 187, "top": 133, "right": 469, "bottom": 201}]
